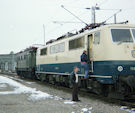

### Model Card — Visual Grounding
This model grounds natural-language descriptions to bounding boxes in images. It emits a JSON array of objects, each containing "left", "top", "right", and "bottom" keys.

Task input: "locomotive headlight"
[{"left": 117, "top": 66, "right": 123, "bottom": 72}]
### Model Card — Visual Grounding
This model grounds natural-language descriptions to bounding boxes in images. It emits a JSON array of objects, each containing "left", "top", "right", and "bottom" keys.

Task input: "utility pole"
[
  {"left": 43, "top": 24, "right": 45, "bottom": 45},
  {"left": 86, "top": 6, "right": 122, "bottom": 24},
  {"left": 113, "top": 10, "right": 121, "bottom": 24},
  {"left": 91, "top": 6, "right": 96, "bottom": 24},
  {"left": 86, "top": 5, "right": 100, "bottom": 24},
  {"left": 114, "top": 14, "right": 117, "bottom": 24}
]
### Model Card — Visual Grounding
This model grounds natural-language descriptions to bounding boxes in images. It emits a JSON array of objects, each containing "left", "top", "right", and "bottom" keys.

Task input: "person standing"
[
  {"left": 80, "top": 50, "right": 89, "bottom": 79},
  {"left": 70, "top": 66, "right": 79, "bottom": 102}
]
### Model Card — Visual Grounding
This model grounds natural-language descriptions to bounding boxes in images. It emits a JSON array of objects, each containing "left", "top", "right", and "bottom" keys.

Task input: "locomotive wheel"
[{"left": 116, "top": 81, "right": 131, "bottom": 96}]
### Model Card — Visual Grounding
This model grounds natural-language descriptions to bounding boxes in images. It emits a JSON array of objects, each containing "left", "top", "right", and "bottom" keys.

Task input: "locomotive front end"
[
  {"left": 107, "top": 25, "right": 135, "bottom": 97},
  {"left": 90, "top": 24, "right": 135, "bottom": 98}
]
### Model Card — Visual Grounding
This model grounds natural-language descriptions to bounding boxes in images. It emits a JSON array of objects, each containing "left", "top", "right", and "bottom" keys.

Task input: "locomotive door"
[{"left": 88, "top": 34, "right": 94, "bottom": 72}]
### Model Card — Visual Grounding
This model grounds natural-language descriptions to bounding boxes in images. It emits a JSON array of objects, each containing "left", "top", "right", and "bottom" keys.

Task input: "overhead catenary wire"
[{"left": 47, "top": 10, "right": 89, "bottom": 38}]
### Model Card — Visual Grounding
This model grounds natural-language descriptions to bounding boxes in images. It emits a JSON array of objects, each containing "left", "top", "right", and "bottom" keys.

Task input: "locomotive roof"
[
  {"left": 38, "top": 24, "right": 135, "bottom": 50},
  {"left": 16, "top": 46, "right": 37, "bottom": 55}
]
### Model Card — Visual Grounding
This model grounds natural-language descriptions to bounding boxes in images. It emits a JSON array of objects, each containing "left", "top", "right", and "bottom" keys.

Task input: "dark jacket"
[
  {"left": 70, "top": 71, "right": 76, "bottom": 85},
  {"left": 81, "top": 53, "right": 88, "bottom": 62}
]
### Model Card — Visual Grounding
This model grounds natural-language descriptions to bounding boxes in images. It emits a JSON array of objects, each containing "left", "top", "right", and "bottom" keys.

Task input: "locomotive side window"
[
  {"left": 40, "top": 48, "right": 47, "bottom": 56},
  {"left": 111, "top": 29, "right": 133, "bottom": 43},
  {"left": 50, "top": 42, "right": 65, "bottom": 54},
  {"left": 69, "top": 37, "right": 84, "bottom": 50},
  {"left": 59, "top": 43, "right": 65, "bottom": 52},
  {"left": 55, "top": 45, "right": 59, "bottom": 53},
  {"left": 93, "top": 32, "right": 100, "bottom": 44},
  {"left": 50, "top": 46, "right": 55, "bottom": 54}
]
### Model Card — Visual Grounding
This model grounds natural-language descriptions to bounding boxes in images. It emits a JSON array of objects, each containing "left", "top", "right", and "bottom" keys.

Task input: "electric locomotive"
[
  {"left": 16, "top": 47, "right": 37, "bottom": 79},
  {"left": 36, "top": 23, "right": 135, "bottom": 98}
]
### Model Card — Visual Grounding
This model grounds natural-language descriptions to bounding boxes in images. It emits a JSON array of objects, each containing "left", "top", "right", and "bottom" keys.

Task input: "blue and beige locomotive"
[{"left": 35, "top": 24, "right": 135, "bottom": 98}]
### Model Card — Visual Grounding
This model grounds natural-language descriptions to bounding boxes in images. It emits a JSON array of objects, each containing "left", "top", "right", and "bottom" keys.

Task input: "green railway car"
[{"left": 16, "top": 47, "right": 37, "bottom": 79}]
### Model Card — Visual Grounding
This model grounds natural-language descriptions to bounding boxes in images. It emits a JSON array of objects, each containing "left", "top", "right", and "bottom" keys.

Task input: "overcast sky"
[{"left": 0, "top": 0, "right": 135, "bottom": 54}]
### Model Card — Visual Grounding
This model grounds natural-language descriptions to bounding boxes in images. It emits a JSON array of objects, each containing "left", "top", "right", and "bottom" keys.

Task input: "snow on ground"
[
  {"left": 64, "top": 100, "right": 76, "bottom": 104},
  {"left": 120, "top": 106, "right": 135, "bottom": 113},
  {"left": 0, "top": 83, "right": 7, "bottom": 88},
  {"left": 6, "top": 76, "right": 24, "bottom": 82},
  {"left": 71, "top": 107, "right": 92, "bottom": 113},
  {"left": 25, "top": 82, "right": 35, "bottom": 84},
  {"left": 0, "top": 76, "right": 53, "bottom": 101},
  {"left": 81, "top": 107, "right": 92, "bottom": 113},
  {"left": 81, "top": 108, "right": 88, "bottom": 112},
  {"left": 0, "top": 75, "right": 72, "bottom": 102},
  {"left": 54, "top": 96, "right": 63, "bottom": 100},
  {"left": 28, "top": 91, "right": 53, "bottom": 101}
]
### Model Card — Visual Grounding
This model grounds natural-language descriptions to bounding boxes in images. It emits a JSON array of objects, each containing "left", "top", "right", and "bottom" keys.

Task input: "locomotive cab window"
[
  {"left": 69, "top": 37, "right": 84, "bottom": 50},
  {"left": 93, "top": 32, "right": 100, "bottom": 44},
  {"left": 40, "top": 48, "right": 47, "bottom": 56},
  {"left": 111, "top": 29, "right": 133, "bottom": 43}
]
